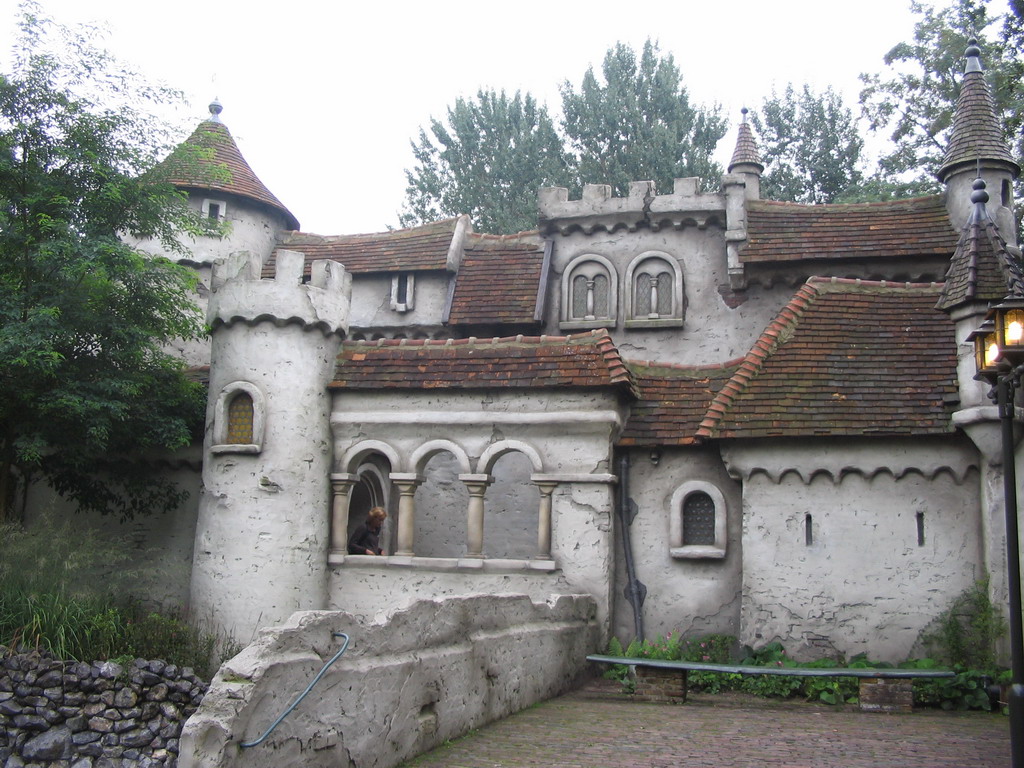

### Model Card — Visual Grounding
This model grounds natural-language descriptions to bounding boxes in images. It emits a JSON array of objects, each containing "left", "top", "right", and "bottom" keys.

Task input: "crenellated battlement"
[
  {"left": 208, "top": 249, "right": 352, "bottom": 335},
  {"left": 538, "top": 178, "right": 726, "bottom": 235}
]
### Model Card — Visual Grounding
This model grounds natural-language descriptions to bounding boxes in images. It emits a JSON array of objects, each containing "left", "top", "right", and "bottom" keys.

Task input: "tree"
[
  {"left": 400, "top": 40, "right": 727, "bottom": 234},
  {"left": 859, "top": 0, "right": 1023, "bottom": 185},
  {"left": 399, "top": 89, "right": 573, "bottom": 234},
  {"left": 0, "top": 5, "right": 207, "bottom": 521},
  {"left": 560, "top": 40, "right": 727, "bottom": 198},
  {"left": 751, "top": 85, "right": 865, "bottom": 204}
]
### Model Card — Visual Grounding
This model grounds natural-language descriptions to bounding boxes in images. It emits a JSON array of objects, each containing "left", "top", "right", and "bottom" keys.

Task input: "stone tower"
[{"left": 189, "top": 249, "right": 351, "bottom": 641}]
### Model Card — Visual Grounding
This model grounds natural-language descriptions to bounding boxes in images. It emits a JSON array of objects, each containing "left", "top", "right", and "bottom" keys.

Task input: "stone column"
[
  {"left": 534, "top": 481, "right": 558, "bottom": 559},
  {"left": 329, "top": 474, "right": 358, "bottom": 555},
  {"left": 460, "top": 474, "right": 492, "bottom": 558},
  {"left": 391, "top": 473, "right": 423, "bottom": 557}
]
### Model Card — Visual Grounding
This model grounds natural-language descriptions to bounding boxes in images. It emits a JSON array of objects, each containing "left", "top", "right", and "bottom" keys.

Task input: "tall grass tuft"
[{"left": 0, "top": 516, "right": 235, "bottom": 678}]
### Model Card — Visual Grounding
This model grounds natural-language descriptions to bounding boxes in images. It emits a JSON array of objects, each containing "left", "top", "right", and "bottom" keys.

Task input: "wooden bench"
[{"left": 587, "top": 654, "right": 957, "bottom": 713}]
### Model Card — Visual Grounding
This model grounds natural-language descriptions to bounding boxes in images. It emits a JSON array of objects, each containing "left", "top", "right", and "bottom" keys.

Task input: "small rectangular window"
[
  {"left": 208, "top": 202, "right": 221, "bottom": 220},
  {"left": 390, "top": 273, "right": 415, "bottom": 312},
  {"left": 805, "top": 514, "right": 813, "bottom": 546},
  {"left": 916, "top": 512, "right": 925, "bottom": 546}
]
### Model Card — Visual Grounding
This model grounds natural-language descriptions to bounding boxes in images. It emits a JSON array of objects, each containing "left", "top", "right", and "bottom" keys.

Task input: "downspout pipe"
[{"left": 617, "top": 451, "right": 646, "bottom": 641}]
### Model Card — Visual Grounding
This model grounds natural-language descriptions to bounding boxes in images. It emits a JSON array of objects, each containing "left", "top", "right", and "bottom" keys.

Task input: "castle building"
[{"left": 34, "top": 43, "right": 1023, "bottom": 663}]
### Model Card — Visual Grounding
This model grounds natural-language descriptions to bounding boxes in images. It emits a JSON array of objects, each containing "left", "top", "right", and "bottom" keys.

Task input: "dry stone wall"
[{"left": 0, "top": 650, "right": 206, "bottom": 767}]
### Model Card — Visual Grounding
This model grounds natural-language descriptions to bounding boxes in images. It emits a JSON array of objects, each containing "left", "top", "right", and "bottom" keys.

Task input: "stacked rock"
[{"left": 0, "top": 649, "right": 207, "bottom": 767}]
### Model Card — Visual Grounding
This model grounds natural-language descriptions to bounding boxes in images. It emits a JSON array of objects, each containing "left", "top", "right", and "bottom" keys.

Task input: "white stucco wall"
[
  {"left": 724, "top": 437, "right": 982, "bottom": 662},
  {"left": 347, "top": 272, "right": 452, "bottom": 335},
  {"left": 21, "top": 452, "right": 201, "bottom": 611},
  {"left": 542, "top": 226, "right": 793, "bottom": 365},
  {"left": 611, "top": 446, "right": 743, "bottom": 644}
]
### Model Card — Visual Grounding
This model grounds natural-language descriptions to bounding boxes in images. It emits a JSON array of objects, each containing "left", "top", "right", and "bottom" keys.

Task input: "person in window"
[{"left": 348, "top": 507, "right": 387, "bottom": 555}]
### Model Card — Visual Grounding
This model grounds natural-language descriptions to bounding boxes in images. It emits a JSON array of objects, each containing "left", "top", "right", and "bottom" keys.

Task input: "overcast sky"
[{"left": 0, "top": 0, "right": 971, "bottom": 235}]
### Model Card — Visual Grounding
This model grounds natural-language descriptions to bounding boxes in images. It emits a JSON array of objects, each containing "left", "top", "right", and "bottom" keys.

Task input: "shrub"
[{"left": 921, "top": 580, "right": 1006, "bottom": 673}]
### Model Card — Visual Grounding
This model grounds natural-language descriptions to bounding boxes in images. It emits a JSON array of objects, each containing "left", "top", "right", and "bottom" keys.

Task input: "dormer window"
[
  {"left": 202, "top": 198, "right": 227, "bottom": 222},
  {"left": 391, "top": 273, "right": 415, "bottom": 312}
]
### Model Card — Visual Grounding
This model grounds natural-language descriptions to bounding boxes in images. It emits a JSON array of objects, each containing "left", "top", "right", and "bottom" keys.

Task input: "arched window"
[
  {"left": 561, "top": 254, "right": 617, "bottom": 330},
  {"left": 624, "top": 252, "right": 684, "bottom": 328},
  {"left": 225, "top": 392, "right": 254, "bottom": 444},
  {"left": 669, "top": 481, "right": 727, "bottom": 559},
  {"left": 682, "top": 491, "right": 716, "bottom": 546},
  {"left": 211, "top": 381, "right": 265, "bottom": 454}
]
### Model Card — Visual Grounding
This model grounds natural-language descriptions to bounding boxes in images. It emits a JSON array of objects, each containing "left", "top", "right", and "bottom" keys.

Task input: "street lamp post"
[{"left": 970, "top": 298, "right": 1024, "bottom": 768}]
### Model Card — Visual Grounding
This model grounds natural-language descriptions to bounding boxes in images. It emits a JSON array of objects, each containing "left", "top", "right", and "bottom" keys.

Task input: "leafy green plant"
[{"left": 921, "top": 580, "right": 1006, "bottom": 673}]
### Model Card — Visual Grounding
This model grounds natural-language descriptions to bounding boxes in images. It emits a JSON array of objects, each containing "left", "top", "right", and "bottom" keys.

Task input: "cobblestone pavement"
[{"left": 401, "top": 688, "right": 1010, "bottom": 768}]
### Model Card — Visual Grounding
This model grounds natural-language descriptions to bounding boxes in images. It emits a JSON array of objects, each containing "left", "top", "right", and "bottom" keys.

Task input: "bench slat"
[{"left": 586, "top": 655, "right": 956, "bottom": 679}]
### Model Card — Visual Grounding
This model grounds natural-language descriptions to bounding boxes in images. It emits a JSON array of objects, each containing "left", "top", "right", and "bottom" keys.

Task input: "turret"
[
  {"left": 726, "top": 107, "right": 764, "bottom": 201},
  {"left": 938, "top": 41, "right": 1020, "bottom": 245},
  {"left": 190, "top": 249, "right": 351, "bottom": 641},
  {"left": 937, "top": 177, "right": 1024, "bottom": 409}
]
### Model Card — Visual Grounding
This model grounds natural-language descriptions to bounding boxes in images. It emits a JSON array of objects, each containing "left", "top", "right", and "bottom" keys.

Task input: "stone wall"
[
  {"left": 179, "top": 593, "right": 598, "bottom": 768},
  {"left": 0, "top": 651, "right": 207, "bottom": 767}
]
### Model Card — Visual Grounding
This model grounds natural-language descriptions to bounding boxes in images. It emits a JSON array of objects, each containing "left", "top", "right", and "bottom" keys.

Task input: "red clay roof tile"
[
  {"left": 161, "top": 120, "right": 299, "bottom": 230},
  {"left": 448, "top": 232, "right": 545, "bottom": 326},
  {"left": 330, "top": 329, "right": 637, "bottom": 395},
  {"left": 697, "top": 278, "right": 957, "bottom": 439},
  {"left": 266, "top": 218, "right": 461, "bottom": 276},
  {"left": 619, "top": 360, "right": 741, "bottom": 446},
  {"left": 741, "top": 196, "right": 959, "bottom": 263}
]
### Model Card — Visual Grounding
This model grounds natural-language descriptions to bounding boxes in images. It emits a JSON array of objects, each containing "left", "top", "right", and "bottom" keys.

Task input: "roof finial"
[
  {"left": 965, "top": 38, "right": 982, "bottom": 74},
  {"left": 208, "top": 98, "right": 223, "bottom": 123},
  {"left": 740, "top": 106, "right": 749, "bottom": 123}
]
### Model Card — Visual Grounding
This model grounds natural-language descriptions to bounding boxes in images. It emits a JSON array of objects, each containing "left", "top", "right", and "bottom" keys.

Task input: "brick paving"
[{"left": 401, "top": 686, "right": 1010, "bottom": 768}]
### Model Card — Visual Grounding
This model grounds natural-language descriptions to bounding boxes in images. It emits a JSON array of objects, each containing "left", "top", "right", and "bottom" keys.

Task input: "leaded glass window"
[
  {"left": 682, "top": 492, "right": 715, "bottom": 546},
  {"left": 226, "top": 392, "right": 254, "bottom": 444}
]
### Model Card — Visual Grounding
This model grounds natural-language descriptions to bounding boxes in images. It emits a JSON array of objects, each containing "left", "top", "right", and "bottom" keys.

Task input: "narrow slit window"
[
  {"left": 916, "top": 512, "right": 925, "bottom": 546},
  {"left": 396, "top": 274, "right": 409, "bottom": 305},
  {"left": 805, "top": 514, "right": 813, "bottom": 546}
]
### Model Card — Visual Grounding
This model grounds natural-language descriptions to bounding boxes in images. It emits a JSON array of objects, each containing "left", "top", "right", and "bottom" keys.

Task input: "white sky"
[{"left": 0, "top": 0, "right": 971, "bottom": 235}]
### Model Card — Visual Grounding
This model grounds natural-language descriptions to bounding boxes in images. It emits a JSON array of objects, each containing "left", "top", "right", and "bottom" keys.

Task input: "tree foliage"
[
  {"left": 859, "top": 0, "right": 1023, "bottom": 184},
  {"left": 0, "top": 5, "right": 206, "bottom": 521},
  {"left": 751, "top": 85, "right": 864, "bottom": 204},
  {"left": 400, "top": 40, "right": 726, "bottom": 234},
  {"left": 399, "top": 89, "right": 572, "bottom": 234},
  {"left": 559, "top": 40, "right": 726, "bottom": 200}
]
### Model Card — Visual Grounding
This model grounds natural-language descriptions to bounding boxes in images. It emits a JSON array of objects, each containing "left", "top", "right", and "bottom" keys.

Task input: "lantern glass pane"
[{"left": 1003, "top": 309, "right": 1024, "bottom": 347}]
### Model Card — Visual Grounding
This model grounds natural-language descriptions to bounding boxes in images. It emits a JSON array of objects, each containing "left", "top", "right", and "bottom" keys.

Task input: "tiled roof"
[
  {"left": 698, "top": 278, "right": 957, "bottom": 439},
  {"left": 447, "top": 232, "right": 545, "bottom": 326},
  {"left": 330, "top": 330, "right": 636, "bottom": 395},
  {"left": 268, "top": 218, "right": 462, "bottom": 276},
  {"left": 741, "top": 196, "right": 959, "bottom": 263},
  {"left": 728, "top": 111, "right": 763, "bottom": 172},
  {"left": 938, "top": 47, "right": 1019, "bottom": 181},
  {"left": 936, "top": 195, "right": 1024, "bottom": 311},
  {"left": 160, "top": 119, "right": 299, "bottom": 230},
  {"left": 619, "top": 361, "right": 741, "bottom": 446}
]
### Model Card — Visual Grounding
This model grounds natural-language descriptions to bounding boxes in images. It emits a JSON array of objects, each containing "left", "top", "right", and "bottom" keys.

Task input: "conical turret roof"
[
  {"left": 728, "top": 108, "right": 763, "bottom": 174},
  {"left": 161, "top": 101, "right": 299, "bottom": 230},
  {"left": 937, "top": 41, "right": 1019, "bottom": 183},
  {"left": 936, "top": 177, "right": 1024, "bottom": 311}
]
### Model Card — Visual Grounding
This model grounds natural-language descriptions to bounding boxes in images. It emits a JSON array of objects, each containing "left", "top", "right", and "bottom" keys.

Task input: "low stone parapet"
[{"left": 179, "top": 593, "right": 598, "bottom": 768}]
